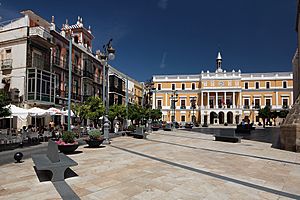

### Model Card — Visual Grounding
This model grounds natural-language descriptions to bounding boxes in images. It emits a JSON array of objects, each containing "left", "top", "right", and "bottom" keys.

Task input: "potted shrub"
[
  {"left": 85, "top": 129, "right": 104, "bottom": 148},
  {"left": 56, "top": 131, "right": 79, "bottom": 153},
  {"left": 126, "top": 125, "right": 136, "bottom": 136}
]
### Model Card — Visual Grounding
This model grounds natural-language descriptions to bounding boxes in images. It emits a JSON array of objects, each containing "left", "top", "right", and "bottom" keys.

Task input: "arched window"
[{"left": 191, "top": 83, "right": 195, "bottom": 90}]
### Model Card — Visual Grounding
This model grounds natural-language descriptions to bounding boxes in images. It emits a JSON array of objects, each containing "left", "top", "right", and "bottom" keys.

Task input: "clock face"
[{"left": 219, "top": 81, "right": 224, "bottom": 86}]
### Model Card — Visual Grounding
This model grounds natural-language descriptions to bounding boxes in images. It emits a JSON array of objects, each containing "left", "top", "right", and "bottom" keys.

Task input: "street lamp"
[
  {"left": 170, "top": 90, "right": 178, "bottom": 128},
  {"left": 100, "top": 39, "right": 115, "bottom": 114},
  {"left": 100, "top": 39, "right": 115, "bottom": 144},
  {"left": 190, "top": 97, "right": 196, "bottom": 123}
]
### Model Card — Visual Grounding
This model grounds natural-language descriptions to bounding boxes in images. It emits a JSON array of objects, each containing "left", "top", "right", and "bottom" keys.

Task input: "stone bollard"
[{"left": 103, "top": 121, "right": 110, "bottom": 144}]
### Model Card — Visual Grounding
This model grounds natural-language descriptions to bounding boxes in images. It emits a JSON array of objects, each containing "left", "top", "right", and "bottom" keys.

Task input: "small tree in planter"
[
  {"left": 85, "top": 129, "right": 104, "bottom": 148},
  {"left": 56, "top": 131, "right": 79, "bottom": 153}
]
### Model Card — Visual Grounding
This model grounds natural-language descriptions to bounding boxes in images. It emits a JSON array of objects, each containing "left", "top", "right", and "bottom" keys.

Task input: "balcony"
[
  {"left": 1, "top": 59, "right": 12, "bottom": 70},
  {"left": 180, "top": 106, "right": 186, "bottom": 109},
  {"left": 253, "top": 105, "right": 261, "bottom": 109},
  {"left": 29, "top": 26, "right": 53, "bottom": 43},
  {"left": 282, "top": 105, "right": 289, "bottom": 109},
  {"left": 83, "top": 70, "right": 94, "bottom": 79},
  {"left": 243, "top": 105, "right": 250, "bottom": 109},
  {"left": 157, "top": 105, "right": 162, "bottom": 109}
]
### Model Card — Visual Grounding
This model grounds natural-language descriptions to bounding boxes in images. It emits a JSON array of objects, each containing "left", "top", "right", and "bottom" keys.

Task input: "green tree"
[
  {"left": 71, "top": 103, "right": 89, "bottom": 124},
  {"left": 258, "top": 106, "right": 271, "bottom": 128},
  {"left": 149, "top": 109, "right": 162, "bottom": 121},
  {"left": 108, "top": 104, "right": 127, "bottom": 130},
  {"left": 278, "top": 110, "right": 289, "bottom": 118},
  {"left": 85, "top": 96, "right": 105, "bottom": 126},
  {"left": 0, "top": 90, "right": 11, "bottom": 118},
  {"left": 128, "top": 104, "right": 142, "bottom": 126},
  {"left": 270, "top": 111, "right": 278, "bottom": 126}
]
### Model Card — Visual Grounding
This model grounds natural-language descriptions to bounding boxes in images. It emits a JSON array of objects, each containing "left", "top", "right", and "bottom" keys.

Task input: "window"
[
  {"left": 244, "top": 99, "right": 249, "bottom": 109},
  {"left": 265, "top": 99, "right": 271, "bottom": 107},
  {"left": 256, "top": 116, "right": 259, "bottom": 122},
  {"left": 158, "top": 84, "right": 161, "bottom": 90},
  {"left": 74, "top": 36, "right": 79, "bottom": 44},
  {"left": 181, "top": 99, "right": 186, "bottom": 109},
  {"left": 266, "top": 82, "right": 270, "bottom": 89},
  {"left": 283, "top": 81, "right": 287, "bottom": 89},
  {"left": 244, "top": 82, "right": 248, "bottom": 89},
  {"left": 181, "top": 83, "right": 185, "bottom": 90},
  {"left": 254, "top": 99, "right": 260, "bottom": 108},
  {"left": 282, "top": 98, "right": 288, "bottom": 108},
  {"left": 181, "top": 115, "right": 186, "bottom": 122},
  {"left": 255, "top": 82, "right": 259, "bottom": 89},
  {"left": 191, "top": 83, "right": 195, "bottom": 90},
  {"left": 157, "top": 99, "right": 162, "bottom": 109},
  {"left": 172, "top": 84, "right": 175, "bottom": 90}
]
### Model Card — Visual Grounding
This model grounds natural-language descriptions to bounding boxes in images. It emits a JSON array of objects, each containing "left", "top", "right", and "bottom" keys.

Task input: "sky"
[{"left": 0, "top": 0, "right": 297, "bottom": 81}]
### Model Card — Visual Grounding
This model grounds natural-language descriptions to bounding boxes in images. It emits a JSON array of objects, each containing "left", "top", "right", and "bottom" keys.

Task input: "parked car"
[
  {"left": 151, "top": 122, "right": 161, "bottom": 131},
  {"left": 163, "top": 123, "right": 172, "bottom": 131},
  {"left": 184, "top": 122, "right": 193, "bottom": 129}
]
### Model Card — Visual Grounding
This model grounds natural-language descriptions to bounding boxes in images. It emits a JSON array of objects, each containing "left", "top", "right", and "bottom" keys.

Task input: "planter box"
[
  {"left": 85, "top": 139, "right": 104, "bottom": 148},
  {"left": 57, "top": 144, "right": 79, "bottom": 154}
]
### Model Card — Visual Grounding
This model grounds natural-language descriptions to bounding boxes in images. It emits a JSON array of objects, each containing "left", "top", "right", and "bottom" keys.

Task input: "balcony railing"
[
  {"left": 29, "top": 26, "right": 53, "bottom": 42},
  {"left": 253, "top": 105, "right": 261, "bottom": 109},
  {"left": 1, "top": 59, "right": 12, "bottom": 70},
  {"left": 180, "top": 106, "right": 186, "bottom": 109},
  {"left": 282, "top": 105, "right": 289, "bottom": 109},
  {"left": 243, "top": 105, "right": 250, "bottom": 109},
  {"left": 157, "top": 105, "right": 162, "bottom": 109}
]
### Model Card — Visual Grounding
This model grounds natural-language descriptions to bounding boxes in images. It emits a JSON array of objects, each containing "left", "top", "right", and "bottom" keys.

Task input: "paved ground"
[{"left": 0, "top": 129, "right": 300, "bottom": 199}]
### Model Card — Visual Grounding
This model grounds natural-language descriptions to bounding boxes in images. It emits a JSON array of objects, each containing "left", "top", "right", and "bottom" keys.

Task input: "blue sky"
[{"left": 0, "top": 0, "right": 297, "bottom": 81}]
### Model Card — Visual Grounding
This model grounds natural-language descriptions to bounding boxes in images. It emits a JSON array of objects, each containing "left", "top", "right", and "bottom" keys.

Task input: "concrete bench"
[
  {"left": 214, "top": 132, "right": 241, "bottom": 143},
  {"left": 132, "top": 127, "right": 147, "bottom": 139},
  {"left": 32, "top": 140, "right": 78, "bottom": 182}
]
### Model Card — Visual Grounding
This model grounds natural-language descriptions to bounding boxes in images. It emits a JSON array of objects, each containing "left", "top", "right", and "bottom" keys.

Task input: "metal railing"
[{"left": 1, "top": 59, "right": 12, "bottom": 70}]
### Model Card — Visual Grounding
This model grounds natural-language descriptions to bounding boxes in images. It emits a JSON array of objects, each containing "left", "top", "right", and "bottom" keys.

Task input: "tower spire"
[{"left": 216, "top": 51, "right": 222, "bottom": 72}]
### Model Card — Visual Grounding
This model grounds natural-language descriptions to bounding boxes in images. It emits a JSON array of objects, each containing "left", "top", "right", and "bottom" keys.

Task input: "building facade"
[
  {"left": 0, "top": 10, "right": 144, "bottom": 127},
  {"left": 153, "top": 52, "right": 293, "bottom": 125}
]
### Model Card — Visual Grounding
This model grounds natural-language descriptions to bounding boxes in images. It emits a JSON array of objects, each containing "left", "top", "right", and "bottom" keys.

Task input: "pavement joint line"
[
  {"left": 146, "top": 138, "right": 300, "bottom": 166},
  {"left": 111, "top": 145, "right": 300, "bottom": 199}
]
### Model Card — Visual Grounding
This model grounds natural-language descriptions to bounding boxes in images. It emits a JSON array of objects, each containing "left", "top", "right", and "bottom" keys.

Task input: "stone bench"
[
  {"left": 214, "top": 132, "right": 241, "bottom": 143},
  {"left": 132, "top": 127, "right": 147, "bottom": 139},
  {"left": 32, "top": 140, "right": 78, "bottom": 182}
]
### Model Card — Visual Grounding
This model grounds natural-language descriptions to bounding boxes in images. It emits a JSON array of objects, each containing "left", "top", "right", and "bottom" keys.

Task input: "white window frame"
[
  {"left": 282, "top": 97, "right": 289, "bottom": 106},
  {"left": 180, "top": 99, "right": 186, "bottom": 107},
  {"left": 181, "top": 115, "right": 186, "bottom": 122},
  {"left": 266, "top": 81, "right": 270, "bottom": 89},
  {"left": 191, "top": 82, "right": 196, "bottom": 90},
  {"left": 181, "top": 83, "right": 185, "bottom": 90},
  {"left": 282, "top": 81, "right": 287, "bottom": 89},
  {"left": 157, "top": 83, "right": 161, "bottom": 90},
  {"left": 171, "top": 83, "right": 176, "bottom": 90},
  {"left": 255, "top": 82, "right": 259, "bottom": 89},
  {"left": 254, "top": 98, "right": 261, "bottom": 106},
  {"left": 243, "top": 97, "right": 250, "bottom": 106},
  {"left": 265, "top": 97, "right": 272, "bottom": 107},
  {"left": 244, "top": 82, "right": 249, "bottom": 89}
]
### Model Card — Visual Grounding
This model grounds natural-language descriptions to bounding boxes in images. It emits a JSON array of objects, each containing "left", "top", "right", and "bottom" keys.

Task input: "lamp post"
[
  {"left": 170, "top": 90, "right": 178, "bottom": 128},
  {"left": 100, "top": 39, "right": 115, "bottom": 144},
  {"left": 67, "top": 31, "right": 73, "bottom": 131},
  {"left": 100, "top": 39, "right": 115, "bottom": 114},
  {"left": 190, "top": 97, "right": 196, "bottom": 123}
]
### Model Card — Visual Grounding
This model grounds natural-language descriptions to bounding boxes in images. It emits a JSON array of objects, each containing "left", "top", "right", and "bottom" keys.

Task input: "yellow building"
[{"left": 153, "top": 52, "right": 293, "bottom": 125}]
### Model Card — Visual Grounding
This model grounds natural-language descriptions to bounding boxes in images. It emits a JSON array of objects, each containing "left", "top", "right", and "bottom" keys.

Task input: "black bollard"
[{"left": 14, "top": 152, "right": 23, "bottom": 163}]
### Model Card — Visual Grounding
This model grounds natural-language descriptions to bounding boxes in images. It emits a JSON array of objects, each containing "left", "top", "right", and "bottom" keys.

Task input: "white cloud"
[
  {"left": 160, "top": 52, "right": 167, "bottom": 69},
  {"left": 158, "top": 0, "right": 168, "bottom": 10}
]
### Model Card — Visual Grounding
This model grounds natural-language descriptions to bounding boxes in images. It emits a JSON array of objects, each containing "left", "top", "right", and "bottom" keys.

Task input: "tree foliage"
[
  {"left": 149, "top": 109, "right": 162, "bottom": 121},
  {"left": 258, "top": 106, "right": 271, "bottom": 128},
  {"left": 85, "top": 96, "right": 105, "bottom": 126},
  {"left": 108, "top": 104, "right": 126, "bottom": 122},
  {"left": 0, "top": 90, "right": 11, "bottom": 118},
  {"left": 71, "top": 103, "right": 89, "bottom": 123}
]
